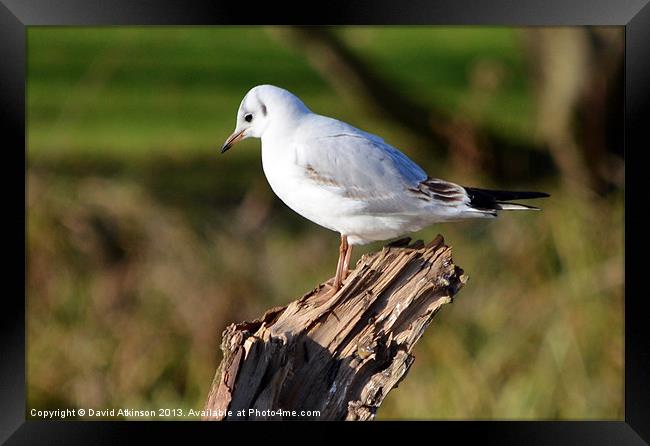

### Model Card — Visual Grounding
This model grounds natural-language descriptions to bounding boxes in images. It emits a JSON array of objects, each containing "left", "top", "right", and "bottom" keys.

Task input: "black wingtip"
[
  {"left": 464, "top": 187, "right": 549, "bottom": 211},
  {"left": 466, "top": 187, "right": 549, "bottom": 201}
]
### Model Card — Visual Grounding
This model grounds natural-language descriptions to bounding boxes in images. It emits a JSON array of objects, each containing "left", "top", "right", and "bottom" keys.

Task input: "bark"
[{"left": 203, "top": 235, "right": 466, "bottom": 421}]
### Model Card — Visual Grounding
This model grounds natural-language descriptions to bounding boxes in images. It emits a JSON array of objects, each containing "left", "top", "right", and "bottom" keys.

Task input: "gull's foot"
[{"left": 323, "top": 278, "right": 343, "bottom": 295}]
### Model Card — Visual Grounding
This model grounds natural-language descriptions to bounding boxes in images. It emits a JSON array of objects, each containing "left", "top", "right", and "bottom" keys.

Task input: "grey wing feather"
[
  {"left": 294, "top": 125, "right": 429, "bottom": 213},
  {"left": 293, "top": 116, "right": 548, "bottom": 218}
]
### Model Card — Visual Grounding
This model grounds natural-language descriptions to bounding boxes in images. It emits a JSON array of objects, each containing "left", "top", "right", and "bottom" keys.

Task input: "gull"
[{"left": 221, "top": 85, "right": 549, "bottom": 290}]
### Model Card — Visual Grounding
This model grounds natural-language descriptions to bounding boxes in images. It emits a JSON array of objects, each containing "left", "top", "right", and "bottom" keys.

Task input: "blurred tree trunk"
[
  {"left": 267, "top": 27, "right": 449, "bottom": 156},
  {"left": 268, "top": 26, "right": 623, "bottom": 193},
  {"left": 582, "top": 28, "right": 624, "bottom": 189},
  {"left": 268, "top": 26, "right": 555, "bottom": 183},
  {"left": 522, "top": 27, "right": 624, "bottom": 196},
  {"left": 203, "top": 236, "right": 466, "bottom": 420}
]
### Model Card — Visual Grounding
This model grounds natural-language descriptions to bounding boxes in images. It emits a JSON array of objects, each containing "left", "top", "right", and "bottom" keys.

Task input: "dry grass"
[{"left": 27, "top": 169, "right": 623, "bottom": 419}]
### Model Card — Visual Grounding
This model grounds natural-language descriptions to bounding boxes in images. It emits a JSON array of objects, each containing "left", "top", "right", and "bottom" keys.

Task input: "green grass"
[{"left": 28, "top": 26, "right": 534, "bottom": 160}]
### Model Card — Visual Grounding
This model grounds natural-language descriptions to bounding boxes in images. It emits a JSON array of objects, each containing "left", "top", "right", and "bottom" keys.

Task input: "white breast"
[
  {"left": 261, "top": 140, "right": 346, "bottom": 234},
  {"left": 260, "top": 138, "right": 435, "bottom": 245}
]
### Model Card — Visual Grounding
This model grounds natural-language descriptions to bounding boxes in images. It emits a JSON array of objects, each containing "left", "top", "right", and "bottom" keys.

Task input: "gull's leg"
[
  {"left": 341, "top": 242, "right": 353, "bottom": 282},
  {"left": 332, "top": 234, "right": 348, "bottom": 290}
]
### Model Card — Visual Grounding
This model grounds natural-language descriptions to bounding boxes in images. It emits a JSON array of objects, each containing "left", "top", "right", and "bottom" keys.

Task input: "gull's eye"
[{"left": 244, "top": 113, "right": 253, "bottom": 123}]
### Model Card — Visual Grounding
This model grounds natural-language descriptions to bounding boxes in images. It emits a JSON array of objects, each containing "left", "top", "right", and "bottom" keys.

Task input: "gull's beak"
[{"left": 220, "top": 130, "right": 246, "bottom": 154}]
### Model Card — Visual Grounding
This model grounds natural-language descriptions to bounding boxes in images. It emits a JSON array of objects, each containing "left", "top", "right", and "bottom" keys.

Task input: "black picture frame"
[{"left": 5, "top": 0, "right": 648, "bottom": 443}]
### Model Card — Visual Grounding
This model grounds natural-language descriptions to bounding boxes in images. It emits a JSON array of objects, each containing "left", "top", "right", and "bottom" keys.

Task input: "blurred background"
[{"left": 27, "top": 26, "right": 624, "bottom": 419}]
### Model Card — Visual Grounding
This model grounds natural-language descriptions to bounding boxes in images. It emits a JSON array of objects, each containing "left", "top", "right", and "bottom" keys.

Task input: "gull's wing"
[
  {"left": 292, "top": 116, "right": 549, "bottom": 218},
  {"left": 293, "top": 118, "right": 440, "bottom": 214}
]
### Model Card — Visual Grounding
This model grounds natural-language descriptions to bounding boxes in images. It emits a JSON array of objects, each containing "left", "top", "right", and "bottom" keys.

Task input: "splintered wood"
[{"left": 203, "top": 235, "right": 466, "bottom": 421}]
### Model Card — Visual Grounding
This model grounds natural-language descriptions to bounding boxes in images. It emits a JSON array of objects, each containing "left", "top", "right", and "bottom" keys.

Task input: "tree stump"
[{"left": 202, "top": 235, "right": 467, "bottom": 421}]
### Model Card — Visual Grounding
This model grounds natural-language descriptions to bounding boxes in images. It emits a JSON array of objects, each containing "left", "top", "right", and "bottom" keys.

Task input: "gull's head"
[{"left": 221, "top": 85, "right": 310, "bottom": 153}]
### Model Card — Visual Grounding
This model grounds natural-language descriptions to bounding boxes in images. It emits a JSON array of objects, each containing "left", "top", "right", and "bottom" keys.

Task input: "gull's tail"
[{"left": 464, "top": 187, "right": 550, "bottom": 213}]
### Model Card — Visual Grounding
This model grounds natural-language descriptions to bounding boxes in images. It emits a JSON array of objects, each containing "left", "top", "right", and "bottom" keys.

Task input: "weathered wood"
[{"left": 203, "top": 235, "right": 467, "bottom": 421}]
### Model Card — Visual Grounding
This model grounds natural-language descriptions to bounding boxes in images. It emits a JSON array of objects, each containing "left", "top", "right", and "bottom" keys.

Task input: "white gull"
[{"left": 221, "top": 85, "right": 548, "bottom": 290}]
